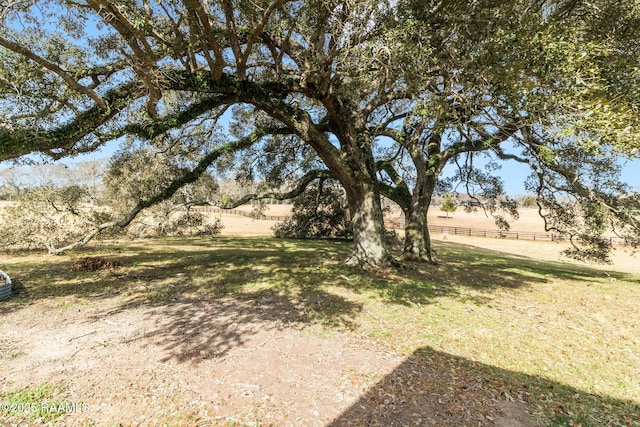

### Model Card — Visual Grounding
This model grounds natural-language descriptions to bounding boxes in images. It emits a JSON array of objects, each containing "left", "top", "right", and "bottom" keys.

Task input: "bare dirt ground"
[
  {"left": 1, "top": 288, "right": 533, "bottom": 426},
  {"left": 1, "top": 296, "right": 404, "bottom": 426},
  {"left": 6, "top": 205, "right": 637, "bottom": 426}
]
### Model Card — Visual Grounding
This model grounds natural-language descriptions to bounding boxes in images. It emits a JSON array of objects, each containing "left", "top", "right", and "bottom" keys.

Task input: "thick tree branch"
[
  {"left": 243, "top": 0, "right": 291, "bottom": 70},
  {"left": 183, "top": 0, "right": 225, "bottom": 78},
  {"left": 86, "top": 0, "right": 162, "bottom": 115},
  {"left": 0, "top": 80, "right": 143, "bottom": 160},
  {"left": 0, "top": 36, "right": 108, "bottom": 109},
  {"left": 95, "top": 93, "right": 238, "bottom": 145},
  {"left": 376, "top": 161, "right": 412, "bottom": 209},
  {"left": 220, "top": 169, "right": 333, "bottom": 208},
  {"left": 221, "top": 0, "right": 245, "bottom": 77},
  {"left": 0, "top": 70, "right": 290, "bottom": 161}
]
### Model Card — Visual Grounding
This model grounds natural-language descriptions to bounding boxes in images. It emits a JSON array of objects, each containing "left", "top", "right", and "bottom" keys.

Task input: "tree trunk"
[
  {"left": 251, "top": 92, "right": 393, "bottom": 266},
  {"left": 345, "top": 182, "right": 391, "bottom": 266},
  {"left": 402, "top": 174, "right": 437, "bottom": 263}
]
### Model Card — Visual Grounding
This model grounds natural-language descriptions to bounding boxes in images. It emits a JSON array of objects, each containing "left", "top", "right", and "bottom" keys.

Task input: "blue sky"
[{"left": 440, "top": 156, "right": 640, "bottom": 194}]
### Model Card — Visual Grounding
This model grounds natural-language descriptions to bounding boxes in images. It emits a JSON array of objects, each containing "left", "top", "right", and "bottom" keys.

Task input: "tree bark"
[
  {"left": 402, "top": 173, "right": 437, "bottom": 263},
  {"left": 345, "top": 179, "right": 391, "bottom": 266}
]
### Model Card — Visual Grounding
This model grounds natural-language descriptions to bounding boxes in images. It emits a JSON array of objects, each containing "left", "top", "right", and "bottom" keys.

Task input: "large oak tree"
[{"left": 1, "top": 0, "right": 638, "bottom": 264}]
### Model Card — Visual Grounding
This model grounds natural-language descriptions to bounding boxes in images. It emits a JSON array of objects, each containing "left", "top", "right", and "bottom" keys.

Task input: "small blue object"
[{"left": 0, "top": 270, "right": 11, "bottom": 300}]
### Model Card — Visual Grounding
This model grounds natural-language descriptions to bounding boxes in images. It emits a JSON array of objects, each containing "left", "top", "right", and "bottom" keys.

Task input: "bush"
[
  {"left": 273, "top": 182, "right": 352, "bottom": 239},
  {"left": 0, "top": 185, "right": 114, "bottom": 252}
]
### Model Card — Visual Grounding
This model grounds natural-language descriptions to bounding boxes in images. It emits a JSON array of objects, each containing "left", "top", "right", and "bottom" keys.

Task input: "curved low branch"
[{"left": 220, "top": 169, "right": 333, "bottom": 209}]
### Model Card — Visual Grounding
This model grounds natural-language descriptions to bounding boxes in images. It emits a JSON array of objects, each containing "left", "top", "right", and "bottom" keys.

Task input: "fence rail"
[
  {"left": 386, "top": 222, "right": 627, "bottom": 246},
  {"left": 193, "top": 205, "right": 290, "bottom": 222}
]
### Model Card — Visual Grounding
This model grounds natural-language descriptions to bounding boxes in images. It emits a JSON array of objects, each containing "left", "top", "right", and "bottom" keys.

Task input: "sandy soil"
[
  {"left": 220, "top": 205, "right": 555, "bottom": 235},
  {"left": 426, "top": 207, "right": 546, "bottom": 231},
  {"left": 215, "top": 213, "right": 281, "bottom": 236},
  {"left": 216, "top": 205, "right": 549, "bottom": 237}
]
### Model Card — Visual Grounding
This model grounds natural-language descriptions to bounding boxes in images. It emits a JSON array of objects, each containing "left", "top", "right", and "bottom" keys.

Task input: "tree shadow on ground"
[
  {"left": 2, "top": 235, "right": 639, "bottom": 415},
  {"left": 328, "top": 346, "right": 640, "bottom": 427},
  {"left": 119, "top": 289, "right": 361, "bottom": 363},
  {"left": 1, "top": 236, "right": 631, "bottom": 315},
  {"left": 336, "top": 239, "right": 632, "bottom": 307}
]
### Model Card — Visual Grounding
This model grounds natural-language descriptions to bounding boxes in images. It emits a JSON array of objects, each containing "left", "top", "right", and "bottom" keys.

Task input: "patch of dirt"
[
  {"left": 0, "top": 292, "right": 537, "bottom": 426},
  {"left": 494, "top": 401, "right": 538, "bottom": 427},
  {"left": 70, "top": 256, "right": 123, "bottom": 272}
]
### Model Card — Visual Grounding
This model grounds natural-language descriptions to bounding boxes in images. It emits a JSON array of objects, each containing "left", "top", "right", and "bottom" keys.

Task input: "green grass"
[
  {"left": 1, "top": 383, "right": 66, "bottom": 423},
  {"left": 1, "top": 236, "right": 639, "bottom": 426}
]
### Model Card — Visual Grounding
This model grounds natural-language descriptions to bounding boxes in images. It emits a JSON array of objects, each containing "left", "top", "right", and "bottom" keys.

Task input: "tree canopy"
[{"left": 1, "top": 0, "right": 639, "bottom": 264}]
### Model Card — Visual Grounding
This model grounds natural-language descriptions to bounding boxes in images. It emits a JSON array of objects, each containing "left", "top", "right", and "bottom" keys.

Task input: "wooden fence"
[
  {"left": 386, "top": 222, "right": 626, "bottom": 246},
  {"left": 193, "top": 205, "right": 291, "bottom": 222}
]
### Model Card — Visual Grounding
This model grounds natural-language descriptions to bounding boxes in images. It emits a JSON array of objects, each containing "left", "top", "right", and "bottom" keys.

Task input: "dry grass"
[{"left": 426, "top": 206, "right": 548, "bottom": 231}]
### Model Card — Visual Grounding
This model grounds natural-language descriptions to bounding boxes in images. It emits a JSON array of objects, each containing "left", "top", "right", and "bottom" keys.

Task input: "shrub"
[{"left": 273, "top": 182, "right": 352, "bottom": 239}]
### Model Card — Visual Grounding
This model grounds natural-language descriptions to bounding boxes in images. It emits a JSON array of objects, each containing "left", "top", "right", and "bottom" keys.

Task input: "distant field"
[
  {"left": 0, "top": 201, "right": 562, "bottom": 236},
  {"left": 227, "top": 203, "right": 549, "bottom": 231},
  {"left": 215, "top": 204, "right": 549, "bottom": 235},
  {"left": 427, "top": 206, "right": 547, "bottom": 231}
]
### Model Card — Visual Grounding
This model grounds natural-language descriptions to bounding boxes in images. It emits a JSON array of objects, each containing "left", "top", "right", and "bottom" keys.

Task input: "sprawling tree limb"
[
  {"left": 220, "top": 169, "right": 333, "bottom": 208},
  {"left": 0, "top": 36, "right": 108, "bottom": 109},
  {"left": 441, "top": 121, "right": 522, "bottom": 163},
  {"left": 96, "top": 93, "right": 238, "bottom": 145},
  {"left": 0, "top": 80, "right": 142, "bottom": 160},
  {"left": 45, "top": 126, "right": 290, "bottom": 253}
]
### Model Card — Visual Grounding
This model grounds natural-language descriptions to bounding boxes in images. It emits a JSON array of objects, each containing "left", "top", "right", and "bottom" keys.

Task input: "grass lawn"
[{"left": 1, "top": 236, "right": 639, "bottom": 426}]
